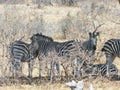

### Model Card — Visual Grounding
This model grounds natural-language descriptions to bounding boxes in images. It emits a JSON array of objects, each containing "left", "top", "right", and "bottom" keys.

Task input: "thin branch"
[{"left": 93, "top": 23, "right": 104, "bottom": 33}]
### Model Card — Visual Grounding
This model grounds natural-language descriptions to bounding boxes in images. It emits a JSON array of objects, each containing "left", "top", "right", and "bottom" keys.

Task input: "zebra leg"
[
  {"left": 106, "top": 55, "right": 115, "bottom": 77},
  {"left": 19, "top": 62, "right": 23, "bottom": 76},
  {"left": 106, "top": 55, "right": 111, "bottom": 76},
  {"left": 12, "top": 65, "right": 16, "bottom": 77},
  {"left": 10, "top": 61, "right": 14, "bottom": 77},
  {"left": 38, "top": 54, "right": 43, "bottom": 78},
  {"left": 72, "top": 57, "right": 78, "bottom": 78},
  {"left": 14, "top": 61, "right": 21, "bottom": 78},
  {"left": 45, "top": 61, "right": 49, "bottom": 78},
  {"left": 10, "top": 58, "right": 17, "bottom": 77},
  {"left": 49, "top": 61, "right": 54, "bottom": 82},
  {"left": 28, "top": 60, "right": 34, "bottom": 78},
  {"left": 39, "top": 60, "right": 42, "bottom": 78},
  {"left": 55, "top": 61, "right": 61, "bottom": 79}
]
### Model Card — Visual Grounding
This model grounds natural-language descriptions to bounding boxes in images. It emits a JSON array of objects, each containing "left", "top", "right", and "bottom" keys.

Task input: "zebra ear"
[
  {"left": 89, "top": 32, "right": 92, "bottom": 36},
  {"left": 96, "top": 32, "right": 99, "bottom": 36}
]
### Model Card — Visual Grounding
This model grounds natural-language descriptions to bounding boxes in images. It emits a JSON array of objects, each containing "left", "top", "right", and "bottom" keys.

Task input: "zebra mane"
[{"left": 31, "top": 33, "right": 54, "bottom": 42}]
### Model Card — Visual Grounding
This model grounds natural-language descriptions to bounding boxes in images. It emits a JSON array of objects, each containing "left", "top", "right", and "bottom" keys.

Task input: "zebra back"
[{"left": 102, "top": 39, "right": 120, "bottom": 57}]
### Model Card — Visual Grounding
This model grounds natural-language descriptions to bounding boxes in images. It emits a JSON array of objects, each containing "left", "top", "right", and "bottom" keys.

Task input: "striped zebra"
[
  {"left": 9, "top": 40, "right": 36, "bottom": 78},
  {"left": 101, "top": 39, "right": 120, "bottom": 76},
  {"left": 30, "top": 33, "right": 76, "bottom": 78},
  {"left": 72, "top": 31, "right": 100, "bottom": 77},
  {"left": 91, "top": 64, "right": 118, "bottom": 78}
]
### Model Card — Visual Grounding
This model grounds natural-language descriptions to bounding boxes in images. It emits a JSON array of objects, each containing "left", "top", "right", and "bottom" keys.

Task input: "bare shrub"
[{"left": 39, "top": 49, "right": 73, "bottom": 82}]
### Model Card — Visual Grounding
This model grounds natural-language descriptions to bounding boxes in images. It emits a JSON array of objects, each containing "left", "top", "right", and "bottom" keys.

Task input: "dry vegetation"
[{"left": 0, "top": 0, "right": 120, "bottom": 90}]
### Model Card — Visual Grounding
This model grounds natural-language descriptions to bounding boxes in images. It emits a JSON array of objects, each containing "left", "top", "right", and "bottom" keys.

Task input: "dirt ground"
[
  {"left": 0, "top": 77, "right": 120, "bottom": 90},
  {"left": 0, "top": 76, "right": 120, "bottom": 90}
]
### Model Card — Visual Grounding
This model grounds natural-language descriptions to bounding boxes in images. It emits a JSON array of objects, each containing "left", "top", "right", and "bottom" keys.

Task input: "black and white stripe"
[
  {"left": 91, "top": 64, "right": 118, "bottom": 77},
  {"left": 101, "top": 39, "right": 120, "bottom": 76},
  {"left": 9, "top": 40, "right": 35, "bottom": 77}
]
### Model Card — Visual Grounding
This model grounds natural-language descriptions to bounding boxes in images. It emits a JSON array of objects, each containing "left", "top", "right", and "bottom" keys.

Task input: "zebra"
[
  {"left": 72, "top": 31, "right": 100, "bottom": 77},
  {"left": 29, "top": 33, "right": 77, "bottom": 79},
  {"left": 101, "top": 39, "right": 120, "bottom": 76},
  {"left": 82, "top": 31, "right": 99, "bottom": 64},
  {"left": 91, "top": 64, "right": 118, "bottom": 78},
  {"left": 9, "top": 40, "right": 37, "bottom": 78}
]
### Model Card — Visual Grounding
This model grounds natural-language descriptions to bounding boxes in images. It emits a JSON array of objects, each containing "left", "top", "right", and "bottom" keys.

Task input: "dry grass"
[{"left": 0, "top": 78, "right": 120, "bottom": 90}]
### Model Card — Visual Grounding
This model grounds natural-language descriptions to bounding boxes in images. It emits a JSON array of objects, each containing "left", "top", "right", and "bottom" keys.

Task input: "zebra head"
[
  {"left": 88, "top": 31, "right": 99, "bottom": 51},
  {"left": 29, "top": 33, "right": 54, "bottom": 57},
  {"left": 87, "top": 22, "right": 104, "bottom": 51},
  {"left": 29, "top": 34, "right": 40, "bottom": 57}
]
